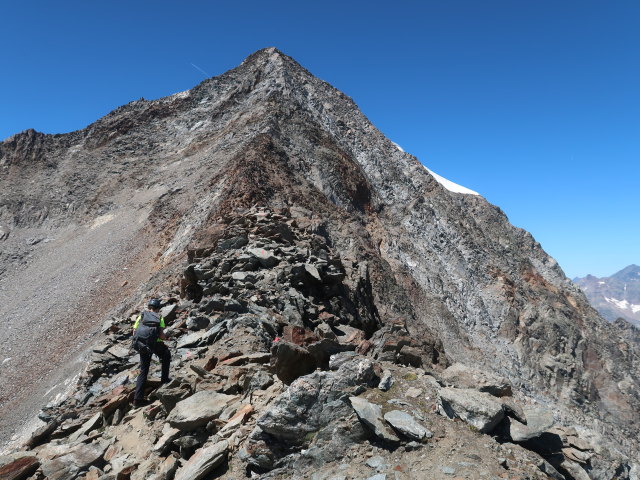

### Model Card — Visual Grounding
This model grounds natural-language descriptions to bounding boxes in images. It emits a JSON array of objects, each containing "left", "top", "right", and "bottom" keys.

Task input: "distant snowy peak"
[
  {"left": 391, "top": 141, "right": 480, "bottom": 196},
  {"left": 574, "top": 264, "right": 640, "bottom": 326}
]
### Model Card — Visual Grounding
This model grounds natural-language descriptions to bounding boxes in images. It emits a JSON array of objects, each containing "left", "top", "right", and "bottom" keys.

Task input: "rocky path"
[{"left": 0, "top": 207, "right": 625, "bottom": 480}]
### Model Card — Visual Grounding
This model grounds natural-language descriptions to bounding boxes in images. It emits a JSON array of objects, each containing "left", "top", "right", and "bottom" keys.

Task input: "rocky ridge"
[
  {"left": 0, "top": 48, "right": 639, "bottom": 478},
  {"left": 1, "top": 207, "right": 633, "bottom": 480}
]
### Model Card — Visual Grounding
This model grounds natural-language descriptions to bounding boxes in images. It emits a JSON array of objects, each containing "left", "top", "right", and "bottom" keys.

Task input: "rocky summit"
[{"left": 0, "top": 48, "right": 638, "bottom": 479}]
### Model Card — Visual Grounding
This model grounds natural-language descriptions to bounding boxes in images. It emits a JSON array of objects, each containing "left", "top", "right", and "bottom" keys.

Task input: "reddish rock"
[
  {"left": 0, "top": 455, "right": 39, "bottom": 480},
  {"left": 99, "top": 386, "right": 133, "bottom": 417},
  {"left": 218, "top": 351, "right": 243, "bottom": 362},
  {"left": 271, "top": 341, "right": 316, "bottom": 384},
  {"left": 381, "top": 335, "right": 412, "bottom": 353},
  {"left": 356, "top": 339, "right": 373, "bottom": 355},
  {"left": 282, "top": 326, "right": 319, "bottom": 346}
]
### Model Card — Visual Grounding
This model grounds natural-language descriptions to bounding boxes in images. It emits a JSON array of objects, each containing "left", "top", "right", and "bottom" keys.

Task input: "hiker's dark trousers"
[{"left": 134, "top": 342, "right": 171, "bottom": 401}]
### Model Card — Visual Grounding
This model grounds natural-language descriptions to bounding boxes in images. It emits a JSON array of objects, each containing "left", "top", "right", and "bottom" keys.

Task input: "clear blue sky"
[{"left": 2, "top": 1, "right": 638, "bottom": 278}]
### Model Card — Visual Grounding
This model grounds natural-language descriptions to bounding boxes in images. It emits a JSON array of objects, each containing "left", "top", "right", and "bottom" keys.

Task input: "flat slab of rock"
[
  {"left": 177, "top": 330, "right": 207, "bottom": 349},
  {"left": 350, "top": 397, "right": 400, "bottom": 443},
  {"left": 438, "top": 387, "right": 504, "bottom": 433},
  {"left": 153, "top": 425, "right": 181, "bottom": 453},
  {"left": 383, "top": 410, "right": 432, "bottom": 442},
  {"left": 68, "top": 412, "right": 102, "bottom": 442},
  {"left": 40, "top": 443, "right": 107, "bottom": 480},
  {"left": 0, "top": 453, "right": 40, "bottom": 480},
  {"left": 440, "top": 363, "right": 512, "bottom": 397},
  {"left": 167, "top": 391, "right": 239, "bottom": 431},
  {"left": 174, "top": 440, "right": 228, "bottom": 480},
  {"left": 509, "top": 406, "right": 554, "bottom": 442}
]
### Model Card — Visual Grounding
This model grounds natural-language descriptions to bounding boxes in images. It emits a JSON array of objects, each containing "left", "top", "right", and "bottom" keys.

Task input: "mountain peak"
[
  {"left": 1, "top": 50, "right": 639, "bottom": 475},
  {"left": 612, "top": 264, "right": 640, "bottom": 281}
]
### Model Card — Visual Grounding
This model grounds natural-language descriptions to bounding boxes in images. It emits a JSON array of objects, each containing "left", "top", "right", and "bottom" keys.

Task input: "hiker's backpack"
[{"left": 132, "top": 311, "right": 161, "bottom": 353}]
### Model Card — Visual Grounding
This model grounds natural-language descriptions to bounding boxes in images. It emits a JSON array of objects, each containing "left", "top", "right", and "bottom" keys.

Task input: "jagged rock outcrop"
[{"left": 1, "top": 48, "right": 639, "bottom": 478}]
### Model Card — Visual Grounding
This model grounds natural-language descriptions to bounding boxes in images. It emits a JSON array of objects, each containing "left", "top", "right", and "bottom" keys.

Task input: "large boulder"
[
  {"left": 167, "top": 391, "right": 239, "bottom": 431},
  {"left": 509, "top": 406, "right": 554, "bottom": 442},
  {"left": 439, "top": 363, "right": 512, "bottom": 397},
  {"left": 438, "top": 387, "right": 505, "bottom": 433},
  {"left": 254, "top": 356, "right": 379, "bottom": 444}
]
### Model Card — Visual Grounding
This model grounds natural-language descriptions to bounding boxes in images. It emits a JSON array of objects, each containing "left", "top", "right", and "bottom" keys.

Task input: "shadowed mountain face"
[
  {"left": 1, "top": 48, "right": 638, "bottom": 472},
  {"left": 574, "top": 265, "right": 640, "bottom": 326}
]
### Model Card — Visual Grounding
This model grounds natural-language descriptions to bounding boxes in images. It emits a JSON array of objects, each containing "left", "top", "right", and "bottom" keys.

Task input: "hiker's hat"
[{"left": 148, "top": 298, "right": 162, "bottom": 309}]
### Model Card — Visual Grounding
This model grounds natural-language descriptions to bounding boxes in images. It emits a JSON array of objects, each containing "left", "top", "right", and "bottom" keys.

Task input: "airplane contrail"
[{"left": 191, "top": 63, "right": 210, "bottom": 78}]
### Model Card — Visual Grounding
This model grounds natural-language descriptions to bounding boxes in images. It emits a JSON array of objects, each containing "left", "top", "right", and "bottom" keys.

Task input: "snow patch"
[
  {"left": 598, "top": 281, "right": 606, "bottom": 285},
  {"left": 605, "top": 297, "right": 640, "bottom": 313},
  {"left": 424, "top": 167, "right": 480, "bottom": 196},
  {"left": 391, "top": 141, "right": 405, "bottom": 152}
]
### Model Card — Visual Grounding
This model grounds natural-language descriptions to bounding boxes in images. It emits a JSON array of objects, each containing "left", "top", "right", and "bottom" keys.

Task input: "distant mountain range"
[{"left": 574, "top": 264, "right": 640, "bottom": 326}]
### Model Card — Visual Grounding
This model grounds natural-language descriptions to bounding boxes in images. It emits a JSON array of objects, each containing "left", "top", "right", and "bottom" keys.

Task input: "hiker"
[{"left": 131, "top": 298, "right": 171, "bottom": 407}]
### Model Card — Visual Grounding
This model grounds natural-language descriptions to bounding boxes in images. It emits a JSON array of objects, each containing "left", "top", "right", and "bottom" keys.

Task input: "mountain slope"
[
  {"left": 574, "top": 265, "right": 640, "bottom": 326},
  {"left": 0, "top": 48, "right": 638, "bottom": 477}
]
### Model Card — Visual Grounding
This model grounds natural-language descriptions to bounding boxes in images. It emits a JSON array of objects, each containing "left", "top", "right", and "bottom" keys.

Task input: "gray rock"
[
  {"left": 349, "top": 396, "right": 400, "bottom": 443},
  {"left": 243, "top": 369, "right": 274, "bottom": 393},
  {"left": 160, "top": 303, "right": 178, "bottom": 323},
  {"left": 154, "top": 380, "right": 193, "bottom": 412},
  {"left": 218, "top": 235, "right": 248, "bottom": 251},
  {"left": 328, "top": 351, "right": 357, "bottom": 370},
  {"left": 174, "top": 440, "right": 228, "bottom": 480},
  {"left": 68, "top": 412, "right": 102, "bottom": 442},
  {"left": 248, "top": 248, "right": 279, "bottom": 268},
  {"left": 383, "top": 410, "right": 432, "bottom": 442},
  {"left": 255, "top": 356, "right": 379, "bottom": 444},
  {"left": 404, "top": 441, "right": 422, "bottom": 451},
  {"left": 500, "top": 397, "right": 527, "bottom": 424},
  {"left": 186, "top": 316, "right": 210, "bottom": 331},
  {"left": 440, "top": 363, "right": 512, "bottom": 397},
  {"left": 231, "top": 271, "right": 257, "bottom": 283},
  {"left": 40, "top": 443, "right": 107, "bottom": 480},
  {"left": 176, "top": 330, "right": 207, "bottom": 349},
  {"left": 509, "top": 406, "right": 554, "bottom": 442},
  {"left": 378, "top": 370, "right": 394, "bottom": 391},
  {"left": 441, "top": 466, "right": 456, "bottom": 475},
  {"left": 438, "top": 387, "right": 505, "bottom": 433},
  {"left": 167, "top": 391, "right": 239, "bottom": 431},
  {"left": 154, "top": 425, "right": 182, "bottom": 453},
  {"left": 305, "top": 263, "right": 322, "bottom": 282},
  {"left": 366, "top": 475, "right": 387, "bottom": 480},
  {"left": 366, "top": 455, "right": 386, "bottom": 470},
  {"left": 316, "top": 322, "right": 337, "bottom": 340}
]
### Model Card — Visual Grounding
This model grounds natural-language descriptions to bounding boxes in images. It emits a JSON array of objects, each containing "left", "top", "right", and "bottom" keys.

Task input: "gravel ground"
[{"left": 0, "top": 208, "right": 155, "bottom": 452}]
